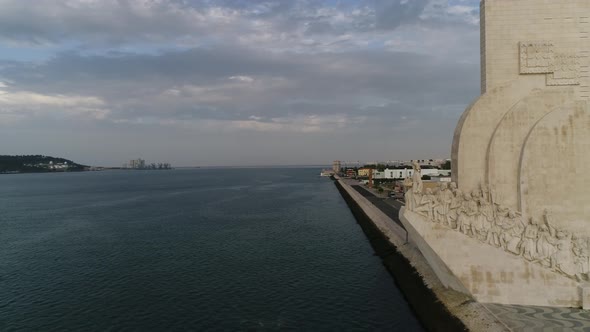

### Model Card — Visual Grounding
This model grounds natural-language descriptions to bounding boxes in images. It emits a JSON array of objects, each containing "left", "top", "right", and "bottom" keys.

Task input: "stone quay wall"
[{"left": 333, "top": 178, "right": 507, "bottom": 331}]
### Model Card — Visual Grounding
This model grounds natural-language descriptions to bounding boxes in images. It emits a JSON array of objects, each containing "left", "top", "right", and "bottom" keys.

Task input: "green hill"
[{"left": 0, "top": 155, "right": 87, "bottom": 173}]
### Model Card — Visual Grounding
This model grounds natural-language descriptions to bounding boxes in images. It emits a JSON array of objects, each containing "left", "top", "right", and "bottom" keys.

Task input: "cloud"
[
  {"left": 0, "top": 0, "right": 483, "bottom": 165},
  {"left": 228, "top": 114, "right": 367, "bottom": 133},
  {"left": 0, "top": 0, "right": 479, "bottom": 53},
  {"left": 1, "top": 44, "right": 479, "bottom": 123},
  {"left": 0, "top": 0, "right": 241, "bottom": 45},
  {"left": 228, "top": 75, "right": 255, "bottom": 83},
  {"left": 0, "top": 85, "right": 109, "bottom": 121},
  {"left": 373, "top": 0, "right": 429, "bottom": 30}
]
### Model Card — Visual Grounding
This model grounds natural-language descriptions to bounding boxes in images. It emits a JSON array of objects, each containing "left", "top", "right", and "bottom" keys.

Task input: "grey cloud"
[
  {"left": 0, "top": 0, "right": 482, "bottom": 165},
  {"left": 1, "top": 43, "right": 479, "bottom": 125},
  {"left": 0, "top": 0, "right": 243, "bottom": 45},
  {"left": 373, "top": 0, "right": 429, "bottom": 30},
  {"left": 0, "top": 0, "right": 477, "bottom": 48}
]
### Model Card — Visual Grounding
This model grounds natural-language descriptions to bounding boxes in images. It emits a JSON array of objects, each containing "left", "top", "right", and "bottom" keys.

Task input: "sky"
[{"left": 0, "top": 0, "right": 481, "bottom": 167}]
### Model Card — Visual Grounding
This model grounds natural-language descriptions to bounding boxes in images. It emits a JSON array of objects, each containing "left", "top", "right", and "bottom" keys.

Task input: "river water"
[{"left": 0, "top": 168, "right": 423, "bottom": 331}]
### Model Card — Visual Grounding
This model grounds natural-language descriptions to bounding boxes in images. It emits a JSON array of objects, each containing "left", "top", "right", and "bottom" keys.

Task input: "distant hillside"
[{"left": 0, "top": 155, "right": 87, "bottom": 173}]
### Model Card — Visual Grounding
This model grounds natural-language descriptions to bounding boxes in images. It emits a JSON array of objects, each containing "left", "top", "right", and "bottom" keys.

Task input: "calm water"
[{"left": 0, "top": 168, "right": 423, "bottom": 331}]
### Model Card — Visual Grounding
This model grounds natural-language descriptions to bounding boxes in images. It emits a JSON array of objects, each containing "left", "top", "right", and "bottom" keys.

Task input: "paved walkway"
[
  {"left": 485, "top": 304, "right": 590, "bottom": 331},
  {"left": 343, "top": 179, "right": 590, "bottom": 331},
  {"left": 350, "top": 185, "right": 406, "bottom": 229}
]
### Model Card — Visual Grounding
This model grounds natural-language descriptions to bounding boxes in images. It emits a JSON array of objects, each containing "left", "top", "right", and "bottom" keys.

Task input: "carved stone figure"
[
  {"left": 535, "top": 209, "right": 558, "bottom": 266},
  {"left": 573, "top": 236, "right": 590, "bottom": 281},
  {"left": 475, "top": 194, "right": 494, "bottom": 242},
  {"left": 500, "top": 210, "right": 524, "bottom": 255},
  {"left": 485, "top": 204, "right": 505, "bottom": 247},
  {"left": 447, "top": 189, "right": 463, "bottom": 229},
  {"left": 519, "top": 217, "right": 539, "bottom": 261},
  {"left": 406, "top": 179, "right": 589, "bottom": 281},
  {"left": 434, "top": 183, "right": 453, "bottom": 224},
  {"left": 536, "top": 224, "right": 557, "bottom": 267},
  {"left": 552, "top": 231, "right": 575, "bottom": 277},
  {"left": 449, "top": 182, "right": 457, "bottom": 194},
  {"left": 411, "top": 161, "right": 423, "bottom": 195},
  {"left": 403, "top": 178, "right": 416, "bottom": 211},
  {"left": 457, "top": 192, "right": 477, "bottom": 237},
  {"left": 415, "top": 188, "right": 437, "bottom": 220}
]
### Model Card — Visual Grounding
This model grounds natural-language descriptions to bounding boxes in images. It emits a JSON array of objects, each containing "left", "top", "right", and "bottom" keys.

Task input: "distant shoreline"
[{"left": 0, "top": 165, "right": 330, "bottom": 174}]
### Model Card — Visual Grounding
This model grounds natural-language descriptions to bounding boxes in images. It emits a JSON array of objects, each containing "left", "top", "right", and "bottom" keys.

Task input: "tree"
[{"left": 441, "top": 160, "right": 451, "bottom": 169}]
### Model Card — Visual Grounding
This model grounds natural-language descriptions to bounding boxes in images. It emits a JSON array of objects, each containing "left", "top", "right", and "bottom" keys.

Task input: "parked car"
[{"left": 389, "top": 191, "right": 403, "bottom": 199}]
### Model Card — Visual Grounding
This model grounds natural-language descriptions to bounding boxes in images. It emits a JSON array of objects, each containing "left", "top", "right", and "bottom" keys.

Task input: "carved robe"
[
  {"left": 434, "top": 188, "right": 453, "bottom": 224},
  {"left": 458, "top": 199, "right": 477, "bottom": 236},
  {"left": 574, "top": 240, "right": 590, "bottom": 277},
  {"left": 415, "top": 193, "right": 436, "bottom": 220},
  {"left": 405, "top": 187, "right": 415, "bottom": 211},
  {"left": 536, "top": 228, "right": 557, "bottom": 265},
  {"left": 552, "top": 234, "right": 575, "bottom": 277},
  {"left": 501, "top": 216, "right": 524, "bottom": 254},
  {"left": 520, "top": 223, "right": 539, "bottom": 261},
  {"left": 475, "top": 200, "right": 494, "bottom": 240}
]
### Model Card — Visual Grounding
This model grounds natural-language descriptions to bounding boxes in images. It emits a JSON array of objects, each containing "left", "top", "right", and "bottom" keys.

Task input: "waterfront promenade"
[
  {"left": 335, "top": 177, "right": 505, "bottom": 331},
  {"left": 335, "top": 177, "right": 590, "bottom": 331}
]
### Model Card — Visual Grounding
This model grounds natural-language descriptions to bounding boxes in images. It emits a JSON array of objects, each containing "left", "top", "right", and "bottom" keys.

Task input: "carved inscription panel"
[
  {"left": 547, "top": 53, "right": 580, "bottom": 86},
  {"left": 520, "top": 41, "right": 554, "bottom": 74},
  {"left": 519, "top": 41, "right": 580, "bottom": 86}
]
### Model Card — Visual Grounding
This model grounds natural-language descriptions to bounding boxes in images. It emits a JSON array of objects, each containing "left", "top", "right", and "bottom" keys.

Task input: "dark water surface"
[{"left": 0, "top": 168, "right": 423, "bottom": 331}]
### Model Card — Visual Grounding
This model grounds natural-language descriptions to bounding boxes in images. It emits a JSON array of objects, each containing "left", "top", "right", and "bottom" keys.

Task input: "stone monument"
[{"left": 401, "top": 0, "right": 590, "bottom": 308}]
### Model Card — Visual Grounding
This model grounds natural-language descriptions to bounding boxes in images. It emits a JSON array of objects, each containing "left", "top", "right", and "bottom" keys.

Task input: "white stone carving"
[
  {"left": 434, "top": 182, "right": 453, "bottom": 226},
  {"left": 519, "top": 41, "right": 580, "bottom": 86},
  {"left": 411, "top": 161, "right": 423, "bottom": 194},
  {"left": 404, "top": 181, "right": 589, "bottom": 281},
  {"left": 573, "top": 237, "right": 590, "bottom": 281},
  {"left": 403, "top": 177, "right": 416, "bottom": 211},
  {"left": 520, "top": 41, "right": 554, "bottom": 74},
  {"left": 446, "top": 0, "right": 590, "bottom": 306},
  {"left": 547, "top": 53, "right": 580, "bottom": 86}
]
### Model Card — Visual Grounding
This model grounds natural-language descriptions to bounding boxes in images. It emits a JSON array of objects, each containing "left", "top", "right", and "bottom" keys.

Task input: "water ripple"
[{"left": 0, "top": 168, "right": 423, "bottom": 331}]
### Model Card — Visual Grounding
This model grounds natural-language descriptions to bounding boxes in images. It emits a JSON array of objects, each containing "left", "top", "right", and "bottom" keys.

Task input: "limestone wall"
[
  {"left": 453, "top": 0, "right": 590, "bottom": 228},
  {"left": 519, "top": 102, "right": 590, "bottom": 236},
  {"left": 401, "top": 209, "right": 581, "bottom": 307},
  {"left": 481, "top": 0, "right": 590, "bottom": 100},
  {"left": 423, "top": 0, "right": 590, "bottom": 308}
]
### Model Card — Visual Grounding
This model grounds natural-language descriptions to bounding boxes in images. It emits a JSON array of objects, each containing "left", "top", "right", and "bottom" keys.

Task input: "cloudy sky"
[{"left": 0, "top": 0, "right": 481, "bottom": 167}]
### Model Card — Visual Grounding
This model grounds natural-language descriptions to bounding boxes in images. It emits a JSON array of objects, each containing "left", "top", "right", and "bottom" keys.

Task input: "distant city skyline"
[{"left": 0, "top": 0, "right": 480, "bottom": 167}]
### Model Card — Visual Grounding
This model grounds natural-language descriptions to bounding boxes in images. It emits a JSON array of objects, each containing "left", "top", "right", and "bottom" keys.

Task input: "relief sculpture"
[
  {"left": 405, "top": 179, "right": 589, "bottom": 281},
  {"left": 519, "top": 41, "right": 580, "bottom": 86}
]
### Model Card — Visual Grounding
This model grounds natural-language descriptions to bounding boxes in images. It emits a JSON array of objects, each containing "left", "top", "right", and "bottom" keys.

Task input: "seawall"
[{"left": 333, "top": 178, "right": 507, "bottom": 331}]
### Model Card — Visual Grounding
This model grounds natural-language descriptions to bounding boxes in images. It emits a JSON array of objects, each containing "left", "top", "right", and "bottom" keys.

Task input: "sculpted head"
[
  {"left": 496, "top": 204, "right": 508, "bottom": 215},
  {"left": 450, "top": 182, "right": 457, "bottom": 190},
  {"left": 574, "top": 236, "right": 588, "bottom": 247},
  {"left": 543, "top": 208, "right": 553, "bottom": 220}
]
